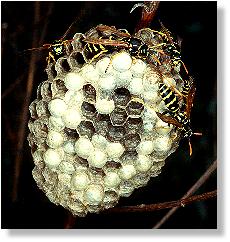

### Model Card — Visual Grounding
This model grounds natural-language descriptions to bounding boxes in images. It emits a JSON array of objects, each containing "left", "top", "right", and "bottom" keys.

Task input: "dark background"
[{"left": 1, "top": 1, "right": 217, "bottom": 229}]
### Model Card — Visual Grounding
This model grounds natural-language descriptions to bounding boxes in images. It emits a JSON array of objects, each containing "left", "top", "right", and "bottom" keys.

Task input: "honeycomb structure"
[{"left": 28, "top": 27, "right": 184, "bottom": 216}]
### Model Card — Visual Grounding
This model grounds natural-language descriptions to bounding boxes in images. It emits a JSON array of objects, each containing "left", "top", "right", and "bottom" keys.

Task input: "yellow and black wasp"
[
  {"left": 156, "top": 79, "right": 202, "bottom": 156},
  {"left": 152, "top": 21, "right": 189, "bottom": 75},
  {"left": 81, "top": 24, "right": 162, "bottom": 65},
  {"left": 23, "top": 20, "right": 77, "bottom": 65}
]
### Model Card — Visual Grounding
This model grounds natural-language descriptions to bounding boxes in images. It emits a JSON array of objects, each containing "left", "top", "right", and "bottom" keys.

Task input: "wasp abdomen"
[
  {"left": 181, "top": 79, "right": 191, "bottom": 97},
  {"left": 159, "top": 83, "right": 179, "bottom": 113}
]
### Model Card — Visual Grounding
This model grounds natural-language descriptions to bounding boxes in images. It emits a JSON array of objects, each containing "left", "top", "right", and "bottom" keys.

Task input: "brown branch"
[
  {"left": 64, "top": 212, "right": 76, "bottom": 229},
  {"left": 106, "top": 190, "right": 216, "bottom": 213},
  {"left": 12, "top": 2, "right": 41, "bottom": 202},
  {"left": 38, "top": 2, "right": 54, "bottom": 47},
  {"left": 153, "top": 159, "right": 217, "bottom": 228},
  {"left": 1, "top": 74, "right": 24, "bottom": 99},
  {"left": 132, "top": 1, "right": 160, "bottom": 32}
]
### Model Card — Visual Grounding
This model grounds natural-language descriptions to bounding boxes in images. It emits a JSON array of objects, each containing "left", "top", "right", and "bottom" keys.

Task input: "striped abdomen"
[
  {"left": 159, "top": 83, "right": 180, "bottom": 113},
  {"left": 175, "top": 112, "right": 192, "bottom": 138},
  {"left": 83, "top": 42, "right": 108, "bottom": 60},
  {"left": 181, "top": 79, "right": 191, "bottom": 97}
]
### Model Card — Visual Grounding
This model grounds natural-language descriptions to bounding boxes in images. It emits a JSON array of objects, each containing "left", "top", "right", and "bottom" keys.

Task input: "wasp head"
[{"left": 51, "top": 40, "right": 65, "bottom": 56}]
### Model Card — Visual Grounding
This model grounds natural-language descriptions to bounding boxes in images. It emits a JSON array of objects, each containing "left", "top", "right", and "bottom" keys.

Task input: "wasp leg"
[
  {"left": 173, "top": 59, "right": 189, "bottom": 75},
  {"left": 163, "top": 76, "right": 185, "bottom": 100},
  {"left": 46, "top": 52, "right": 56, "bottom": 65}
]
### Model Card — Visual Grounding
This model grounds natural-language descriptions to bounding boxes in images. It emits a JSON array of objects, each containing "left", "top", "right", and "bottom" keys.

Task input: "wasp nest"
[{"left": 28, "top": 27, "right": 183, "bottom": 216}]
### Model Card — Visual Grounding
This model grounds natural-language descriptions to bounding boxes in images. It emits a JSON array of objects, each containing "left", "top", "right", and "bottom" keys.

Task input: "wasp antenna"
[
  {"left": 182, "top": 61, "right": 189, "bottom": 75},
  {"left": 20, "top": 45, "right": 50, "bottom": 55},
  {"left": 188, "top": 139, "right": 193, "bottom": 156},
  {"left": 60, "top": 19, "right": 78, "bottom": 41},
  {"left": 130, "top": 3, "right": 150, "bottom": 13}
]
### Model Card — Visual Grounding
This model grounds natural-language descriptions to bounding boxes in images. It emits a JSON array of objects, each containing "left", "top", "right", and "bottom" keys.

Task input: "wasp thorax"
[{"left": 28, "top": 25, "right": 189, "bottom": 217}]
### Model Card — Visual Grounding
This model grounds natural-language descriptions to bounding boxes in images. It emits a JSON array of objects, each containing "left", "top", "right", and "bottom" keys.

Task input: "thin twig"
[
  {"left": 1, "top": 74, "right": 24, "bottom": 99},
  {"left": 64, "top": 212, "right": 76, "bottom": 229},
  {"left": 12, "top": 2, "right": 41, "bottom": 202},
  {"left": 106, "top": 190, "right": 216, "bottom": 213},
  {"left": 153, "top": 159, "right": 217, "bottom": 228},
  {"left": 38, "top": 2, "right": 54, "bottom": 47},
  {"left": 132, "top": 1, "right": 160, "bottom": 32}
]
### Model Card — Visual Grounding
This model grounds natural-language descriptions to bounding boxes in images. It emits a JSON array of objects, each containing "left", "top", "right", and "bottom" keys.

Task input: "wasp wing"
[
  {"left": 96, "top": 25, "right": 131, "bottom": 38},
  {"left": 186, "top": 82, "right": 196, "bottom": 118},
  {"left": 82, "top": 38, "right": 129, "bottom": 48}
]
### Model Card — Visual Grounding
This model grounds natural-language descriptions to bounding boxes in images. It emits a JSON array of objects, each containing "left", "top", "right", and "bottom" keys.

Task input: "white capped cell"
[
  {"left": 88, "top": 149, "right": 107, "bottom": 168},
  {"left": 72, "top": 171, "right": 90, "bottom": 190},
  {"left": 131, "top": 59, "right": 147, "bottom": 77},
  {"left": 95, "top": 99, "right": 115, "bottom": 114},
  {"left": 59, "top": 161, "right": 75, "bottom": 174},
  {"left": 63, "top": 141, "right": 76, "bottom": 154},
  {"left": 84, "top": 184, "right": 104, "bottom": 205},
  {"left": 46, "top": 130, "right": 63, "bottom": 148},
  {"left": 64, "top": 90, "right": 84, "bottom": 108},
  {"left": 75, "top": 137, "right": 94, "bottom": 159},
  {"left": 96, "top": 57, "right": 112, "bottom": 74},
  {"left": 48, "top": 116, "right": 65, "bottom": 131},
  {"left": 116, "top": 70, "right": 132, "bottom": 87},
  {"left": 91, "top": 134, "right": 108, "bottom": 149},
  {"left": 81, "top": 64, "right": 99, "bottom": 83},
  {"left": 137, "top": 140, "right": 154, "bottom": 155},
  {"left": 141, "top": 90, "right": 159, "bottom": 102},
  {"left": 43, "top": 148, "right": 62, "bottom": 169},
  {"left": 119, "top": 164, "right": 137, "bottom": 180},
  {"left": 98, "top": 75, "right": 116, "bottom": 91},
  {"left": 64, "top": 72, "right": 85, "bottom": 91},
  {"left": 112, "top": 52, "right": 132, "bottom": 72},
  {"left": 128, "top": 77, "right": 144, "bottom": 95},
  {"left": 106, "top": 142, "right": 125, "bottom": 159},
  {"left": 135, "top": 155, "right": 153, "bottom": 172},
  {"left": 48, "top": 99, "right": 67, "bottom": 117},
  {"left": 104, "top": 172, "right": 121, "bottom": 188},
  {"left": 152, "top": 136, "right": 172, "bottom": 152},
  {"left": 62, "top": 108, "right": 81, "bottom": 129}
]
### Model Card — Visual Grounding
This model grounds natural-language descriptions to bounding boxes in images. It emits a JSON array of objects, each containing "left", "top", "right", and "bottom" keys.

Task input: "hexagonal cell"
[
  {"left": 104, "top": 161, "right": 122, "bottom": 170},
  {"left": 69, "top": 51, "right": 86, "bottom": 68},
  {"left": 122, "top": 133, "right": 141, "bottom": 151},
  {"left": 113, "top": 88, "right": 131, "bottom": 107},
  {"left": 27, "top": 133, "right": 38, "bottom": 153},
  {"left": 29, "top": 100, "right": 38, "bottom": 119},
  {"left": 36, "top": 100, "right": 50, "bottom": 117},
  {"left": 51, "top": 79, "right": 68, "bottom": 97},
  {"left": 120, "top": 150, "right": 138, "bottom": 163},
  {"left": 125, "top": 117, "right": 143, "bottom": 134},
  {"left": 77, "top": 120, "right": 95, "bottom": 139},
  {"left": 94, "top": 114, "right": 111, "bottom": 136},
  {"left": 88, "top": 166, "right": 106, "bottom": 177},
  {"left": 107, "top": 126, "right": 126, "bottom": 142},
  {"left": 46, "top": 63, "right": 57, "bottom": 80},
  {"left": 41, "top": 81, "right": 52, "bottom": 100},
  {"left": 81, "top": 101, "right": 96, "bottom": 118},
  {"left": 74, "top": 155, "right": 89, "bottom": 167},
  {"left": 32, "top": 119, "right": 48, "bottom": 140},
  {"left": 126, "top": 100, "right": 144, "bottom": 117},
  {"left": 109, "top": 107, "right": 128, "bottom": 126},
  {"left": 83, "top": 84, "right": 96, "bottom": 102},
  {"left": 59, "top": 58, "right": 71, "bottom": 72},
  {"left": 64, "top": 127, "right": 79, "bottom": 140}
]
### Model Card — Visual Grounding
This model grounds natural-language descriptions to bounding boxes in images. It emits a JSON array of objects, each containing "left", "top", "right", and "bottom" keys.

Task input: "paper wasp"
[
  {"left": 156, "top": 80, "right": 202, "bottom": 156},
  {"left": 81, "top": 24, "right": 161, "bottom": 65},
  {"left": 23, "top": 20, "right": 77, "bottom": 65},
  {"left": 151, "top": 21, "right": 189, "bottom": 75}
]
